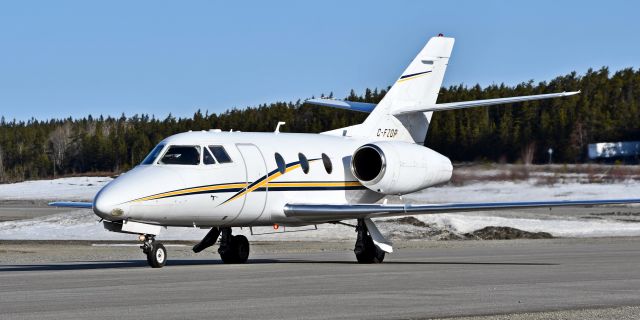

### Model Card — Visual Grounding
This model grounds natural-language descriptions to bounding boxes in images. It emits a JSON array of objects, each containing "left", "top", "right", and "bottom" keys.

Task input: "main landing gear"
[
  {"left": 218, "top": 227, "right": 250, "bottom": 264},
  {"left": 191, "top": 227, "right": 250, "bottom": 264},
  {"left": 140, "top": 235, "right": 167, "bottom": 268},
  {"left": 354, "top": 218, "right": 385, "bottom": 264}
]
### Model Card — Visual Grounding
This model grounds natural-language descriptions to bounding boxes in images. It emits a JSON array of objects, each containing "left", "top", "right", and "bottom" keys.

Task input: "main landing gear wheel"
[
  {"left": 218, "top": 228, "right": 250, "bottom": 264},
  {"left": 354, "top": 219, "right": 385, "bottom": 264},
  {"left": 141, "top": 235, "right": 167, "bottom": 268}
]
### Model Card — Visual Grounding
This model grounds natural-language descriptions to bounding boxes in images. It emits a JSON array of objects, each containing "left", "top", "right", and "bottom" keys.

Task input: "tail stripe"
[{"left": 399, "top": 70, "right": 432, "bottom": 80}]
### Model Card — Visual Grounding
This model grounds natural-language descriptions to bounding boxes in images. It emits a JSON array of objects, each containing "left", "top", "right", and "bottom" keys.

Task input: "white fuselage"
[{"left": 93, "top": 131, "right": 392, "bottom": 227}]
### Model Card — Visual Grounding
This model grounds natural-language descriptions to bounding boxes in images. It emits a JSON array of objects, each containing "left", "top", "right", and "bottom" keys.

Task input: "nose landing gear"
[{"left": 141, "top": 235, "right": 167, "bottom": 268}]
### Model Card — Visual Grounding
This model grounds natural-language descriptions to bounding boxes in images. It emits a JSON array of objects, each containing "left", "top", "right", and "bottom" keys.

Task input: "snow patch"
[
  {"left": 1, "top": 177, "right": 640, "bottom": 240},
  {"left": 0, "top": 177, "right": 111, "bottom": 201},
  {"left": 406, "top": 180, "right": 640, "bottom": 204},
  {"left": 414, "top": 214, "right": 640, "bottom": 238},
  {"left": 0, "top": 210, "right": 356, "bottom": 241}
]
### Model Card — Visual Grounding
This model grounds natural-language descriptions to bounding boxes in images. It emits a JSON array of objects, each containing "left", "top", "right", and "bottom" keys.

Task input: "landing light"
[
  {"left": 110, "top": 208, "right": 124, "bottom": 217},
  {"left": 138, "top": 234, "right": 146, "bottom": 242}
]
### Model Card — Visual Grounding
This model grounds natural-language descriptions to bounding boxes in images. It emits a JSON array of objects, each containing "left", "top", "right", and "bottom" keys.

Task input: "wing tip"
[{"left": 48, "top": 201, "right": 93, "bottom": 209}]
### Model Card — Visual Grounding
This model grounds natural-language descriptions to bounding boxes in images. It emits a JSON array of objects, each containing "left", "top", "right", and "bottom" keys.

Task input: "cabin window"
[
  {"left": 322, "top": 153, "right": 332, "bottom": 174},
  {"left": 140, "top": 143, "right": 166, "bottom": 165},
  {"left": 203, "top": 147, "right": 217, "bottom": 165},
  {"left": 275, "top": 153, "right": 286, "bottom": 174},
  {"left": 209, "top": 146, "right": 232, "bottom": 163},
  {"left": 298, "top": 153, "right": 309, "bottom": 174},
  {"left": 159, "top": 145, "right": 201, "bottom": 165}
]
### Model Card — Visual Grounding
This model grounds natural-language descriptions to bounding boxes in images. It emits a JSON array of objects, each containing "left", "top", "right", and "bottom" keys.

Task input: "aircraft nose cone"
[
  {"left": 93, "top": 193, "right": 111, "bottom": 220},
  {"left": 92, "top": 165, "right": 184, "bottom": 221},
  {"left": 93, "top": 185, "right": 126, "bottom": 221}
]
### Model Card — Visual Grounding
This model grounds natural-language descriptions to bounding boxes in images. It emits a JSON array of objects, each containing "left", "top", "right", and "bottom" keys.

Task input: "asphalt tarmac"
[
  {"left": 0, "top": 200, "right": 69, "bottom": 222},
  {"left": 0, "top": 238, "right": 639, "bottom": 319}
]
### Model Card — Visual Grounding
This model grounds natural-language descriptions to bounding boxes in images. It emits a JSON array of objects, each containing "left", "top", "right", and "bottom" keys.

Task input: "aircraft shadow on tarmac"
[{"left": 0, "top": 259, "right": 557, "bottom": 272}]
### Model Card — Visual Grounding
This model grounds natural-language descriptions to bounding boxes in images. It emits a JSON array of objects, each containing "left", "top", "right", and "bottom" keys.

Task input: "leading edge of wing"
[
  {"left": 284, "top": 198, "right": 640, "bottom": 220},
  {"left": 48, "top": 201, "right": 93, "bottom": 209},
  {"left": 393, "top": 91, "right": 580, "bottom": 115}
]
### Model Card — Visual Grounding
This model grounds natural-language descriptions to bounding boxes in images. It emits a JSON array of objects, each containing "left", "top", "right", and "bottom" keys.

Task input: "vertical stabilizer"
[{"left": 359, "top": 36, "right": 454, "bottom": 144}]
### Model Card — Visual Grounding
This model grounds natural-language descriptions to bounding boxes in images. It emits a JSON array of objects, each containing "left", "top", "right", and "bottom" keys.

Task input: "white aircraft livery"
[{"left": 51, "top": 35, "right": 640, "bottom": 268}]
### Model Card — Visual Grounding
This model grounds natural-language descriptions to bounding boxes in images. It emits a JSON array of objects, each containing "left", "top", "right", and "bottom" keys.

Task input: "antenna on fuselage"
[{"left": 274, "top": 121, "right": 286, "bottom": 134}]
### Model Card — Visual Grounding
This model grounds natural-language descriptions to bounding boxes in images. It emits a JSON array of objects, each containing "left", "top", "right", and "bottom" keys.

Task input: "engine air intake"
[
  {"left": 350, "top": 141, "right": 453, "bottom": 195},
  {"left": 351, "top": 145, "right": 385, "bottom": 182}
]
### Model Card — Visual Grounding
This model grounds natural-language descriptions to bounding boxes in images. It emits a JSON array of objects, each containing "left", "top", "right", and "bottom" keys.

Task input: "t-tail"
[
  {"left": 308, "top": 35, "right": 579, "bottom": 144},
  {"left": 359, "top": 35, "right": 454, "bottom": 144}
]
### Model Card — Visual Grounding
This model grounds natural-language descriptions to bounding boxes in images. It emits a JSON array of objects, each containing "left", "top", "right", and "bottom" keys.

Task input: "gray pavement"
[
  {"left": 0, "top": 238, "right": 639, "bottom": 319},
  {"left": 0, "top": 200, "right": 70, "bottom": 222}
]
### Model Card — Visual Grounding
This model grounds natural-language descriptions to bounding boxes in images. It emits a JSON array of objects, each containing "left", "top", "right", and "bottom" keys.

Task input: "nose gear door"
[{"left": 236, "top": 144, "right": 268, "bottom": 223}]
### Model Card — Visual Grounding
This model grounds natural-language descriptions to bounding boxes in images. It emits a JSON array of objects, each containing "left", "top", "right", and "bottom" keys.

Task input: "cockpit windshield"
[
  {"left": 159, "top": 145, "right": 201, "bottom": 165},
  {"left": 140, "top": 143, "right": 166, "bottom": 165}
]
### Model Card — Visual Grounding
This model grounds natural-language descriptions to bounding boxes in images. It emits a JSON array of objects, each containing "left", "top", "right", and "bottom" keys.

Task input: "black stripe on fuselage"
[
  {"left": 133, "top": 183, "right": 367, "bottom": 202},
  {"left": 261, "top": 186, "right": 367, "bottom": 191}
]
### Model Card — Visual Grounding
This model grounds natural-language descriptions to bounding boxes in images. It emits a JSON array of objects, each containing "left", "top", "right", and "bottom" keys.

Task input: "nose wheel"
[{"left": 141, "top": 235, "right": 167, "bottom": 268}]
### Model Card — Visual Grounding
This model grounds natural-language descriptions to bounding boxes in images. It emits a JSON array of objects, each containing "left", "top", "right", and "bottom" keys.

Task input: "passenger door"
[{"left": 236, "top": 144, "right": 268, "bottom": 223}]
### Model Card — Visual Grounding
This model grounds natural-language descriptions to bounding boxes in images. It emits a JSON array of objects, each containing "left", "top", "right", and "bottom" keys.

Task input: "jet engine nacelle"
[{"left": 350, "top": 141, "right": 452, "bottom": 195}]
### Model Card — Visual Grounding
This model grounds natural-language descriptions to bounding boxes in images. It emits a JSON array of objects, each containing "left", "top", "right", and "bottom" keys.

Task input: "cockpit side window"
[
  {"left": 203, "top": 147, "right": 217, "bottom": 165},
  {"left": 141, "top": 143, "right": 166, "bottom": 165},
  {"left": 209, "top": 146, "right": 232, "bottom": 163},
  {"left": 159, "top": 146, "right": 201, "bottom": 165}
]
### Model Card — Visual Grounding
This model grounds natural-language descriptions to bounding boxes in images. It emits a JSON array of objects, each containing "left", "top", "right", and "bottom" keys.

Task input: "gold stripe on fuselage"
[
  {"left": 130, "top": 160, "right": 364, "bottom": 204},
  {"left": 269, "top": 181, "right": 362, "bottom": 188},
  {"left": 131, "top": 183, "right": 246, "bottom": 203},
  {"left": 222, "top": 163, "right": 302, "bottom": 204}
]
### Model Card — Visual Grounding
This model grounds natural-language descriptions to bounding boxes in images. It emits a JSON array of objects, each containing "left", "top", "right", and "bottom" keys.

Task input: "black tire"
[
  {"left": 355, "top": 246, "right": 385, "bottom": 264},
  {"left": 220, "top": 235, "right": 250, "bottom": 264},
  {"left": 146, "top": 243, "right": 167, "bottom": 268},
  {"left": 234, "top": 235, "right": 250, "bottom": 264},
  {"left": 355, "top": 234, "right": 385, "bottom": 264}
]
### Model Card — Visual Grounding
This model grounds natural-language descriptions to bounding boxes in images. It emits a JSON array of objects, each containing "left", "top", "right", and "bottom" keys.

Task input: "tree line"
[{"left": 0, "top": 67, "right": 638, "bottom": 182}]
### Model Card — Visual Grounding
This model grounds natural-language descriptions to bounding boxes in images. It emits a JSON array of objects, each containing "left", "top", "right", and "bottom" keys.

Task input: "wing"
[
  {"left": 284, "top": 198, "right": 640, "bottom": 222},
  {"left": 306, "top": 92, "right": 579, "bottom": 116},
  {"left": 305, "top": 99, "right": 377, "bottom": 113},
  {"left": 393, "top": 91, "right": 580, "bottom": 115},
  {"left": 48, "top": 201, "right": 93, "bottom": 209}
]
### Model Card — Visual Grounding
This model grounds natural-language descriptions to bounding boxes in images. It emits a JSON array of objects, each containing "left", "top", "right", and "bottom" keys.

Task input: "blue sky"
[{"left": 0, "top": 0, "right": 638, "bottom": 121}]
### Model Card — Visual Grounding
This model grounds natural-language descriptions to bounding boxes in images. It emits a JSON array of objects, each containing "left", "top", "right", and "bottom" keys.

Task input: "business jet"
[{"left": 51, "top": 35, "right": 640, "bottom": 268}]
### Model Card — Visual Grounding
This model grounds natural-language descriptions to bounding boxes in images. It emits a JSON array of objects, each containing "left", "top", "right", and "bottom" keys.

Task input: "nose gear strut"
[{"left": 140, "top": 234, "right": 167, "bottom": 268}]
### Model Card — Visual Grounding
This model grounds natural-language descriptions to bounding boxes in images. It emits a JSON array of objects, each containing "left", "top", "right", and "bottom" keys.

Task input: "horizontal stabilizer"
[
  {"left": 284, "top": 198, "right": 640, "bottom": 221},
  {"left": 305, "top": 99, "right": 376, "bottom": 113},
  {"left": 394, "top": 91, "right": 580, "bottom": 115},
  {"left": 49, "top": 201, "right": 93, "bottom": 209}
]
